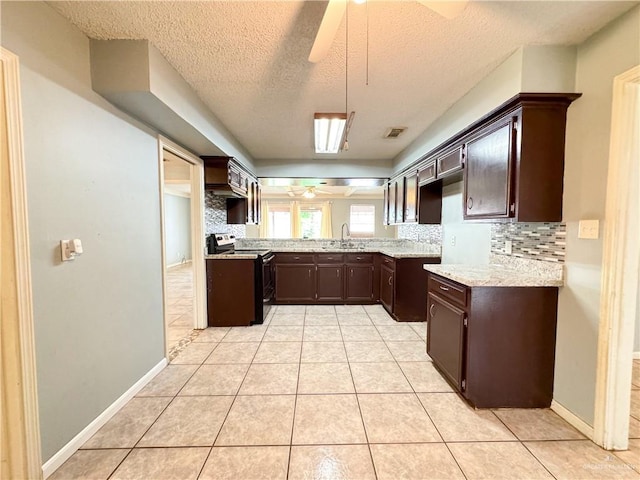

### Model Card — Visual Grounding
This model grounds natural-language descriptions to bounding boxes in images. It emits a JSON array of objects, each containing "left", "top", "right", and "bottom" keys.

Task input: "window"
[
  {"left": 265, "top": 202, "right": 329, "bottom": 238},
  {"left": 299, "top": 205, "right": 323, "bottom": 239},
  {"left": 267, "top": 203, "right": 291, "bottom": 238},
  {"left": 350, "top": 204, "right": 375, "bottom": 238}
]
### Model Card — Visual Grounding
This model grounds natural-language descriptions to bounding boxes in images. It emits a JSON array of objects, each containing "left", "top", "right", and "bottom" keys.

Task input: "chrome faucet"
[{"left": 341, "top": 222, "right": 350, "bottom": 246}]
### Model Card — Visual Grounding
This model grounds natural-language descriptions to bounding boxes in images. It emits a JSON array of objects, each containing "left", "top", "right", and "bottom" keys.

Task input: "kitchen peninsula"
[{"left": 424, "top": 255, "right": 563, "bottom": 408}]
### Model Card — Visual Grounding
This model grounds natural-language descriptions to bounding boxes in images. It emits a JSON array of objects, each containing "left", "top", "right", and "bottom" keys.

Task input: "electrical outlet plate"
[{"left": 578, "top": 219, "right": 599, "bottom": 240}]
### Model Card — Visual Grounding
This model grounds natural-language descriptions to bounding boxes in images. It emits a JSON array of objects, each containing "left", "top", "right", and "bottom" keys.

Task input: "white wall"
[
  {"left": 555, "top": 5, "right": 640, "bottom": 425},
  {"left": 440, "top": 182, "right": 491, "bottom": 264},
  {"left": 1, "top": 1, "right": 165, "bottom": 462},
  {"left": 393, "top": 45, "right": 577, "bottom": 174},
  {"left": 164, "top": 193, "right": 192, "bottom": 265}
]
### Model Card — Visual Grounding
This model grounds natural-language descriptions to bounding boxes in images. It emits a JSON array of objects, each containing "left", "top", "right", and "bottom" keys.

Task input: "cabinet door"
[
  {"left": 394, "top": 177, "right": 405, "bottom": 224},
  {"left": 246, "top": 179, "right": 255, "bottom": 224},
  {"left": 427, "top": 293, "right": 466, "bottom": 391},
  {"left": 464, "top": 117, "right": 516, "bottom": 219},
  {"left": 383, "top": 183, "right": 389, "bottom": 225},
  {"left": 275, "top": 264, "right": 315, "bottom": 302},
  {"left": 380, "top": 264, "right": 394, "bottom": 312},
  {"left": 317, "top": 265, "right": 344, "bottom": 302},
  {"left": 404, "top": 170, "right": 418, "bottom": 223},
  {"left": 346, "top": 265, "right": 374, "bottom": 301},
  {"left": 388, "top": 181, "right": 397, "bottom": 225}
]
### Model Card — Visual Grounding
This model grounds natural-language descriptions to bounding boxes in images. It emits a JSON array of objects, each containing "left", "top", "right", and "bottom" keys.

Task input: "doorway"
[
  {"left": 157, "top": 137, "right": 206, "bottom": 358},
  {"left": 593, "top": 65, "right": 640, "bottom": 450}
]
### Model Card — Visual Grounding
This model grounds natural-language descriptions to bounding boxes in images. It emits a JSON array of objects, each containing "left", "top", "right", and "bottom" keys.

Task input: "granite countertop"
[
  {"left": 205, "top": 253, "right": 262, "bottom": 259},
  {"left": 423, "top": 255, "right": 564, "bottom": 287},
  {"left": 269, "top": 247, "right": 441, "bottom": 259}
]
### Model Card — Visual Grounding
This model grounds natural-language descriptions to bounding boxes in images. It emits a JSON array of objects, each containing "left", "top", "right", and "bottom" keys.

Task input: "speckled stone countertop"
[
  {"left": 205, "top": 253, "right": 262, "bottom": 259},
  {"left": 268, "top": 247, "right": 440, "bottom": 259},
  {"left": 234, "top": 238, "right": 441, "bottom": 259},
  {"left": 423, "top": 254, "right": 564, "bottom": 287}
]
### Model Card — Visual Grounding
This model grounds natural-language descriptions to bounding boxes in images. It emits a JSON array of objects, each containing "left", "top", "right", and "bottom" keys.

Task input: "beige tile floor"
[
  {"left": 165, "top": 263, "right": 196, "bottom": 354},
  {"left": 51, "top": 305, "right": 640, "bottom": 479}
]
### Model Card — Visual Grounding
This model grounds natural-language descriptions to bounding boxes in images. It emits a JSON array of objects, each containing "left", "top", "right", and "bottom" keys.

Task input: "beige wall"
[
  {"left": 555, "top": 5, "right": 640, "bottom": 425},
  {"left": 440, "top": 182, "right": 491, "bottom": 265},
  {"left": 1, "top": 2, "right": 165, "bottom": 461}
]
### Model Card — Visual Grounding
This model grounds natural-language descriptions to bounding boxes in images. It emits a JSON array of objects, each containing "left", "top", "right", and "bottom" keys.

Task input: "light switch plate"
[
  {"left": 578, "top": 219, "right": 599, "bottom": 239},
  {"left": 504, "top": 240, "right": 513, "bottom": 254}
]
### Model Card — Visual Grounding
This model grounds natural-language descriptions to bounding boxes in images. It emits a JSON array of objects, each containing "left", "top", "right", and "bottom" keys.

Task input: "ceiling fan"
[
  {"left": 309, "top": 0, "right": 469, "bottom": 63},
  {"left": 290, "top": 186, "right": 332, "bottom": 198}
]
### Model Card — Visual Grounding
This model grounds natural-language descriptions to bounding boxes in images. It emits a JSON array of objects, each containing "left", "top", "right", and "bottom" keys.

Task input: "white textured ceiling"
[{"left": 49, "top": 0, "right": 636, "bottom": 164}]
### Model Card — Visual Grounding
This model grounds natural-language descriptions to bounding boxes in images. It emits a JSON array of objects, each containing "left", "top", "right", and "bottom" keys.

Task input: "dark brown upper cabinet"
[
  {"left": 462, "top": 94, "right": 581, "bottom": 221},
  {"left": 403, "top": 170, "right": 419, "bottom": 223},
  {"left": 464, "top": 116, "right": 516, "bottom": 219}
]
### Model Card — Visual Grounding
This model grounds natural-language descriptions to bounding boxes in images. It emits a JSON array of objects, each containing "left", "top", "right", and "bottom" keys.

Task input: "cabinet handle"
[
  {"left": 429, "top": 303, "right": 436, "bottom": 318},
  {"left": 294, "top": 256, "right": 300, "bottom": 260},
  {"left": 328, "top": 257, "right": 333, "bottom": 260},
  {"left": 388, "top": 276, "right": 393, "bottom": 286},
  {"left": 336, "top": 269, "right": 340, "bottom": 278},
  {"left": 308, "top": 269, "right": 311, "bottom": 278},
  {"left": 439, "top": 285, "right": 449, "bottom": 292},
  {"left": 467, "top": 197, "right": 473, "bottom": 210},
  {"left": 351, "top": 269, "right": 354, "bottom": 278},
  {"left": 356, "top": 257, "right": 362, "bottom": 261}
]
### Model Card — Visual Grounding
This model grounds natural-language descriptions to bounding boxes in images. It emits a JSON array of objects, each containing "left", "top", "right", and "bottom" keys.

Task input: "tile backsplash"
[
  {"left": 491, "top": 222, "right": 566, "bottom": 263},
  {"left": 204, "top": 192, "right": 246, "bottom": 238},
  {"left": 396, "top": 224, "right": 442, "bottom": 244}
]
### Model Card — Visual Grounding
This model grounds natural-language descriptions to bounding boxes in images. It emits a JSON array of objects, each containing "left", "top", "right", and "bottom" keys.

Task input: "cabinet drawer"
[
  {"left": 316, "top": 253, "right": 344, "bottom": 264},
  {"left": 380, "top": 255, "right": 395, "bottom": 268},
  {"left": 345, "top": 253, "right": 373, "bottom": 264},
  {"left": 275, "top": 253, "right": 315, "bottom": 264},
  {"left": 428, "top": 274, "right": 467, "bottom": 307}
]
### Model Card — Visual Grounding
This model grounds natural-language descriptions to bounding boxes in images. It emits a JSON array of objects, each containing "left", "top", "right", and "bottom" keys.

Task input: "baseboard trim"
[
  {"left": 633, "top": 352, "right": 640, "bottom": 360},
  {"left": 166, "top": 260, "right": 192, "bottom": 269},
  {"left": 551, "top": 399, "right": 595, "bottom": 440},
  {"left": 42, "top": 358, "right": 167, "bottom": 478}
]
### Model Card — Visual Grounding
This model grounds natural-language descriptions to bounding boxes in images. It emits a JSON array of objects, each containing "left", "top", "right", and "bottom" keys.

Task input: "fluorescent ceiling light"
[{"left": 314, "top": 113, "right": 347, "bottom": 154}]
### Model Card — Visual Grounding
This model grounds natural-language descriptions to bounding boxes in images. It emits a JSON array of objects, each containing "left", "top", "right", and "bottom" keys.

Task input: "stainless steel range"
[{"left": 206, "top": 234, "right": 273, "bottom": 326}]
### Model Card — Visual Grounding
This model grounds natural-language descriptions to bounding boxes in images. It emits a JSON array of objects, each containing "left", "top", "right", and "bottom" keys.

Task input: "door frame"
[
  {"left": 593, "top": 65, "right": 640, "bottom": 450},
  {"left": 0, "top": 47, "right": 43, "bottom": 479},
  {"left": 157, "top": 136, "right": 207, "bottom": 353}
]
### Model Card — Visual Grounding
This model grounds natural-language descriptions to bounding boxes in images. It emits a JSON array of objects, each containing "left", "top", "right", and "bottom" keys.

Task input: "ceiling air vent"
[{"left": 384, "top": 127, "right": 407, "bottom": 139}]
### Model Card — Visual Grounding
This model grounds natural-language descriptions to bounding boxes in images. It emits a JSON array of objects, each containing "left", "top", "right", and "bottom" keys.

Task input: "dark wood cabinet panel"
[
  {"left": 426, "top": 273, "right": 559, "bottom": 408},
  {"left": 207, "top": 259, "right": 255, "bottom": 327},
  {"left": 275, "top": 264, "right": 315, "bottom": 302},
  {"left": 418, "top": 182, "right": 443, "bottom": 224},
  {"left": 437, "top": 145, "right": 464, "bottom": 179},
  {"left": 393, "top": 257, "right": 440, "bottom": 322},
  {"left": 427, "top": 293, "right": 466, "bottom": 390},
  {"left": 380, "top": 264, "right": 394, "bottom": 312},
  {"left": 317, "top": 265, "right": 344, "bottom": 302},
  {"left": 394, "top": 177, "right": 404, "bottom": 224},
  {"left": 383, "top": 184, "right": 389, "bottom": 225},
  {"left": 387, "top": 181, "right": 397, "bottom": 225},
  {"left": 346, "top": 265, "right": 374, "bottom": 301},
  {"left": 464, "top": 117, "right": 515, "bottom": 219},
  {"left": 404, "top": 170, "right": 419, "bottom": 223}
]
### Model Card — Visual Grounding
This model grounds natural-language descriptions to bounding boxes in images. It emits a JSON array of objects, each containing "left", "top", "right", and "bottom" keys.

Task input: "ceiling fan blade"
[
  {"left": 308, "top": 0, "right": 346, "bottom": 63},
  {"left": 418, "top": 0, "right": 469, "bottom": 19}
]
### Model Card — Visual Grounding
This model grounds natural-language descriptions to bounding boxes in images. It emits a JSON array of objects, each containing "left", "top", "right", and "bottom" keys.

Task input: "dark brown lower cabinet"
[
  {"left": 345, "top": 265, "right": 374, "bottom": 301},
  {"left": 274, "top": 264, "right": 315, "bottom": 302},
  {"left": 427, "top": 273, "right": 559, "bottom": 408},
  {"left": 427, "top": 293, "right": 466, "bottom": 391},
  {"left": 317, "top": 265, "right": 344, "bottom": 302},
  {"left": 380, "top": 255, "right": 441, "bottom": 322},
  {"left": 207, "top": 259, "right": 255, "bottom": 327},
  {"left": 380, "top": 264, "right": 394, "bottom": 312}
]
